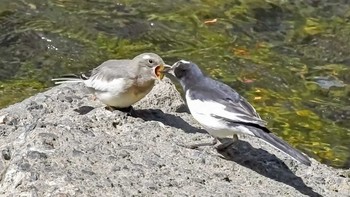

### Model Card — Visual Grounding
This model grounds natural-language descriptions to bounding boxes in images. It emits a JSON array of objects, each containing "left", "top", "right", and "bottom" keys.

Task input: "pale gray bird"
[
  {"left": 164, "top": 60, "right": 311, "bottom": 166},
  {"left": 52, "top": 53, "right": 169, "bottom": 112}
]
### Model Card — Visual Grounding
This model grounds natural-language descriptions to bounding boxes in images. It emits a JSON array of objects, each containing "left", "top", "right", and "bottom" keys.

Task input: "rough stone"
[{"left": 0, "top": 78, "right": 349, "bottom": 197}]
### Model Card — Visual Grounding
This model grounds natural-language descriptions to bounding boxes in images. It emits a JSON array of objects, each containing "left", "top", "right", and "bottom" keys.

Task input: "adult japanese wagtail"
[{"left": 164, "top": 60, "right": 311, "bottom": 166}]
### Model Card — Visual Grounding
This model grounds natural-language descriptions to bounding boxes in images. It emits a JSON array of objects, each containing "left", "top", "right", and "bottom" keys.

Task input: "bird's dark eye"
[
  {"left": 174, "top": 67, "right": 187, "bottom": 78},
  {"left": 148, "top": 59, "right": 154, "bottom": 64}
]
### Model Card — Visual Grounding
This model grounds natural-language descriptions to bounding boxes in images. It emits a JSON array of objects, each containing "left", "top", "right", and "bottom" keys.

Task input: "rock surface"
[{"left": 0, "top": 78, "right": 349, "bottom": 197}]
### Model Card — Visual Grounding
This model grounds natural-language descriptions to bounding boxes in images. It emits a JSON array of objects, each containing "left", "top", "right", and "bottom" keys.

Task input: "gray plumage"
[{"left": 52, "top": 53, "right": 167, "bottom": 108}]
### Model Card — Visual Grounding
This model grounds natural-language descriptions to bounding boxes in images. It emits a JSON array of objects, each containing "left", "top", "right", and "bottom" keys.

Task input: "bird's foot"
[
  {"left": 215, "top": 140, "right": 235, "bottom": 151},
  {"left": 215, "top": 134, "right": 239, "bottom": 151},
  {"left": 105, "top": 106, "right": 137, "bottom": 117}
]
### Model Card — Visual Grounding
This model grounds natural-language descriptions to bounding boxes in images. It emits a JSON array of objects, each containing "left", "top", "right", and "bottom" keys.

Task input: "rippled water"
[{"left": 0, "top": 0, "right": 349, "bottom": 168}]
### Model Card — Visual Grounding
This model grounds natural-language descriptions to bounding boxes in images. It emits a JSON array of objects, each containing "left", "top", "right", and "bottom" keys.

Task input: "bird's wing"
[
  {"left": 215, "top": 79, "right": 261, "bottom": 118},
  {"left": 87, "top": 60, "right": 136, "bottom": 79},
  {"left": 189, "top": 78, "right": 267, "bottom": 127},
  {"left": 84, "top": 60, "right": 137, "bottom": 92}
]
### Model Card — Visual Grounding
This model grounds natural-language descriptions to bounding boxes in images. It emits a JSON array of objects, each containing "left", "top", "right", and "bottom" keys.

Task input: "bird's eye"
[{"left": 148, "top": 59, "right": 154, "bottom": 64}]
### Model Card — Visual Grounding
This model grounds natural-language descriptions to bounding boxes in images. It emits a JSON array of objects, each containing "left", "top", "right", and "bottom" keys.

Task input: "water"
[{"left": 0, "top": 0, "right": 349, "bottom": 168}]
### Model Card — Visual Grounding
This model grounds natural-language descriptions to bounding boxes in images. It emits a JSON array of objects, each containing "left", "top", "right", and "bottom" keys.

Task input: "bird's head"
[
  {"left": 133, "top": 53, "right": 170, "bottom": 80},
  {"left": 163, "top": 60, "right": 204, "bottom": 88}
]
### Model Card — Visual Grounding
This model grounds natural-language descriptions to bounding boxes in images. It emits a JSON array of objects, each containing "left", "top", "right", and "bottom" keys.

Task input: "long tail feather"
[
  {"left": 253, "top": 128, "right": 311, "bottom": 166},
  {"left": 216, "top": 117, "right": 311, "bottom": 165},
  {"left": 51, "top": 74, "right": 85, "bottom": 85}
]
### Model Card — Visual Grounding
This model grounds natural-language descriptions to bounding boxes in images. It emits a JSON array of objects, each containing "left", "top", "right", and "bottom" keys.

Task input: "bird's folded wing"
[
  {"left": 210, "top": 97, "right": 267, "bottom": 127},
  {"left": 90, "top": 59, "right": 135, "bottom": 79},
  {"left": 84, "top": 60, "right": 137, "bottom": 92},
  {"left": 221, "top": 99, "right": 266, "bottom": 126},
  {"left": 213, "top": 79, "right": 261, "bottom": 116},
  {"left": 190, "top": 81, "right": 267, "bottom": 127}
]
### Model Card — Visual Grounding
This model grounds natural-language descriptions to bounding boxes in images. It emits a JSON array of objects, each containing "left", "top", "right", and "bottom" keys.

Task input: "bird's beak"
[
  {"left": 161, "top": 64, "right": 175, "bottom": 76},
  {"left": 153, "top": 64, "right": 171, "bottom": 80}
]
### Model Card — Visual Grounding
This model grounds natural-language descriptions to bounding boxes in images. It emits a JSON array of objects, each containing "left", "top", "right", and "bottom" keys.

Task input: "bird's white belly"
[
  {"left": 191, "top": 112, "right": 255, "bottom": 138},
  {"left": 86, "top": 78, "right": 154, "bottom": 108},
  {"left": 190, "top": 112, "right": 236, "bottom": 138},
  {"left": 96, "top": 89, "right": 147, "bottom": 108}
]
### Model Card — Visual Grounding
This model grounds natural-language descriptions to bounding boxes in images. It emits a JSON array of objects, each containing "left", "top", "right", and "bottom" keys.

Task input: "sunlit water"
[{"left": 0, "top": 0, "right": 349, "bottom": 168}]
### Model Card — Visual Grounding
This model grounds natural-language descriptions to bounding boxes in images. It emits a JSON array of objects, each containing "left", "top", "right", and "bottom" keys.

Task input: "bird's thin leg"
[
  {"left": 91, "top": 95, "right": 97, "bottom": 101},
  {"left": 215, "top": 134, "right": 239, "bottom": 151},
  {"left": 106, "top": 106, "right": 137, "bottom": 117},
  {"left": 233, "top": 134, "right": 238, "bottom": 142},
  {"left": 179, "top": 134, "right": 239, "bottom": 150},
  {"left": 121, "top": 106, "right": 137, "bottom": 117},
  {"left": 105, "top": 106, "right": 114, "bottom": 111},
  {"left": 180, "top": 138, "right": 219, "bottom": 149},
  {"left": 114, "top": 106, "right": 133, "bottom": 113}
]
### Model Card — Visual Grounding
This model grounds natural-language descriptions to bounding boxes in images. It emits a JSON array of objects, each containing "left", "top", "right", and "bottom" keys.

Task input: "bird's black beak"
[
  {"left": 161, "top": 65, "right": 175, "bottom": 76},
  {"left": 163, "top": 64, "right": 172, "bottom": 70}
]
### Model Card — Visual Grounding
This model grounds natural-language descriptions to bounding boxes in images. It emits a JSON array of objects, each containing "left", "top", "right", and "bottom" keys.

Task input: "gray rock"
[{"left": 0, "top": 78, "right": 349, "bottom": 197}]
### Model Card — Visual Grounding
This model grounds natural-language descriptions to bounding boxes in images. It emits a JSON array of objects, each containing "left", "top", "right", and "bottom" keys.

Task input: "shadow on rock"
[
  {"left": 74, "top": 106, "right": 95, "bottom": 115},
  {"left": 219, "top": 140, "right": 322, "bottom": 197},
  {"left": 134, "top": 109, "right": 206, "bottom": 134}
]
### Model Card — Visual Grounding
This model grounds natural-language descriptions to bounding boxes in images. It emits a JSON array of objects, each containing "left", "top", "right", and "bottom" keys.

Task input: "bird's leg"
[
  {"left": 105, "top": 106, "right": 137, "bottom": 117},
  {"left": 114, "top": 106, "right": 133, "bottom": 113},
  {"left": 120, "top": 106, "right": 137, "bottom": 117},
  {"left": 233, "top": 134, "right": 238, "bottom": 141},
  {"left": 92, "top": 95, "right": 97, "bottom": 101},
  {"left": 105, "top": 106, "right": 114, "bottom": 111},
  {"left": 215, "top": 134, "right": 239, "bottom": 151},
  {"left": 179, "top": 134, "right": 239, "bottom": 150},
  {"left": 180, "top": 138, "right": 219, "bottom": 149}
]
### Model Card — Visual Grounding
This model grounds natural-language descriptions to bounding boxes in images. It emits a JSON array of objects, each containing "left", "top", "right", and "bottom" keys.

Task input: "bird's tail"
[
  {"left": 51, "top": 74, "right": 87, "bottom": 85},
  {"left": 253, "top": 128, "right": 311, "bottom": 166}
]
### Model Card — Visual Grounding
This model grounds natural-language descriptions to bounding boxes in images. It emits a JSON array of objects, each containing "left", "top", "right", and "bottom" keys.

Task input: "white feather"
[
  {"left": 185, "top": 90, "right": 255, "bottom": 138},
  {"left": 84, "top": 78, "right": 127, "bottom": 92},
  {"left": 179, "top": 60, "right": 191, "bottom": 64},
  {"left": 84, "top": 78, "right": 133, "bottom": 107},
  {"left": 142, "top": 54, "right": 151, "bottom": 59},
  {"left": 51, "top": 78, "right": 83, "bottom": 84}
]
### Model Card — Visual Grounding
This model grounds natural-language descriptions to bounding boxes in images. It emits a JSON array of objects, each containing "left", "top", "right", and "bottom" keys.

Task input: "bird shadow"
[
  {"left": 73, "top": 104, "right": 192, "bottom": 119},
  {"left": 133, "top": 108, "right": 207, "bottom": 134},
  {"left": 218, "top": 139, "right": 322, "bottom": 197},
  {"left": 74, "top": 106, "right": 95, "bottom": 115},
  {"left": 72, "top": 106, "right": 206, "bottom": 135}
]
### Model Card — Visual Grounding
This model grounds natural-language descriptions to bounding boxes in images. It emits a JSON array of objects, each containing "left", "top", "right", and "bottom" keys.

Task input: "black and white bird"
[
  {"left": 52, "top": 53, "right": 169, "bottom": 112},
  {"left": 164, "top": 60, "right": 311, "bottom": 166}
]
